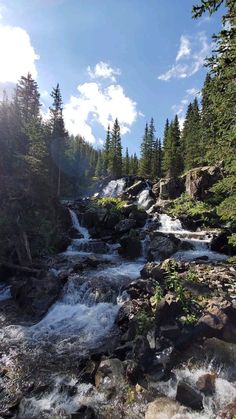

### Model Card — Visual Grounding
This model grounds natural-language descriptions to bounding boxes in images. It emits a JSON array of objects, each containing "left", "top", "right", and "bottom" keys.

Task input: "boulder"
[
  {"left": 176, "top": 380, "right": 203, "bottom": 410},
  {"left": 196, "top": 298, "right": 236, "bottom": 342},
  {"left": 126, "top": 180, "right": 147, "bottom": 196},
  {"left": 185, "top": 164, "right": 222, "bottom": 200},
  {"left": 211, "top": 230, "right": 236, "bottom": 255},
  {"left": 115, "top": 218, "right": 136, "bottom": 233},
  {"left": 124, "top": 278, "right": 157, "bottom": 300},
  {"left": 152, "top": 182, "right": 160, "bottom": 198},
  {"left": 132, "top": 336, "right": 154, "bottom": 371},
  {"left": 70, "top": 405, "right": 97, "bottom": 419},
  {"left": 196, "top": 373, "right": 216, "bottom": 395},
  {"left": 118, "top": 233, "right": 142, "bottom": 259},
  {"left": 129, "top": 208, "right": 147, "bottom": 228},
  {"left": 145, "top": 397, "right": 188, "bottom": 419},
  {"left": 148, "top": 232, "right": 180, "bottom": 260},
  {"left": 155, "top": 294, "right": 182, "bottom": 331},
  {"left": 203, "top": 338, "right": 236, "bottom": 367},
  {"left": 95, "top": 358, "right": 125, "bottom": 397},
  {"left": 11, "top": 272, "right": 62, "bottom": 317},
  {"left": 159, "top": 177, "right": 185, "bottom": 200},
  {"left": 140, "top": 263, "right": 165, "bottom": 283}
]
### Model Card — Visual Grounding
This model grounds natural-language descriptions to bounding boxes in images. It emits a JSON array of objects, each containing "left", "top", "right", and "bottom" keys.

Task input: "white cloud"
[
  {"left": 172, "top": 86, "right": 202, "bottom": 128},
  {"left": 0, "top": 23, "right": 39, "bottom": 83},
  {"left": 88, "top": 61, "right": 121, "bottom": 82},
  {"left": 64, "top": 78, "right": 138, "bottom": 144},
  {"left": 176, "top": 35, "right": 191, "bottom": 62},
  {"left": 158, "top": 32, "right": 211, "bottom": 81}
]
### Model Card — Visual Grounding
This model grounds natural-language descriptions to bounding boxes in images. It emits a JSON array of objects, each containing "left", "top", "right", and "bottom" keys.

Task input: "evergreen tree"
[
  {"left": 182, "top": 98, "right": 202, "bottom": 170},
  {"left": 139, "top": 123, "right": 153, "bottom": 178},
  {"left": 108, "top": 119, "right": 123, "bottom": 178},
  {"left": 162, "top": 119, "right": 170, "bottom": 175},
  {"left": 162, "top": 116, "right": 183, "bottom": 178},
  {"left": 124, "top": 147, "right": 130, "bottom": 175},
  {"left": 49, "top": 84, "right": 68, "bottom": 197},
  {"left": 95, "top": 151, "right": 103, "bottom": 178},
  {"left": 103, "top": 124, "right": 111, "bottom": 176}
]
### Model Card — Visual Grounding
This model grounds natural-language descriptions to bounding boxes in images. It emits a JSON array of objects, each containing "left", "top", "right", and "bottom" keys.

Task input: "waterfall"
[
  {"left": 69, "top": 209, "right": 90, "bottom": 240},
  {"left": 159, "top": 213, "right": 183, "bottom": 233},
  {"left": 102, "top": 178, "right": 126, "bottom": 197}
]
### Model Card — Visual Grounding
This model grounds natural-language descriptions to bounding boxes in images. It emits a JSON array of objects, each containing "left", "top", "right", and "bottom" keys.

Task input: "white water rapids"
[{"left": 0, "top": 179, "right": 233, "bottom": 418}]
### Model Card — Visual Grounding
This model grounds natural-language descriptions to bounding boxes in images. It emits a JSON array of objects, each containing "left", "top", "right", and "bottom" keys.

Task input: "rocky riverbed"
[{"left": 0, "top": 178, "right": 236, "bottom": 418}]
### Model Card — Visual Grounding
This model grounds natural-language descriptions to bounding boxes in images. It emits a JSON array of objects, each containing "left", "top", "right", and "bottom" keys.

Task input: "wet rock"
[
  {"left": 176, "top": 380, "right": 203, "bottom": 410},
  {"left": 125, "top": 360, "right": 139, "bottom": 384},
  {"left": 196, "top": 373, "right": 216, "bottom": 395},
  {"left": 159, "top": 177, "right": 185, "bottom": 200},
  {"left": 145, "top": 397, "right": 188, "bottom": 419},
  {"left": 148, "top": 232, "right": 180, "bottom": 260},
  {"left": 95, "top": 358, "right": 125, "bottom": 396},
  {"left": 140, "top": 263, "right": 165, "bottom": 283},
  {"left": 124, "top": 278, "right": 157, "bottom": 300},
  {"left": 211, "top": 230, "right": 236, "bottom": 256},
  {"left": 185, "top": 164, "right": 222, "bottom": 200},
  {"left": 219, "top": 397, "right": 236, "bottom": 418},
  {"left": 152, "top": 181, "right": 160, "bottom": 198},
  {"left": 71, "top": 405, "right": 97, "bottom": 419},
  {"left": 203, "top": 338, "right": 236, "bottom": 367},
  {"left": 11, "top": 272, "right": 62, "bottom": 317},
  {"left": 129, "top": 208, "right": 148, "bottom": 228},
  {"left": 115, "top": 218, "right": 136, "bottom": 233},
  {"left": 132, "top": 336, "right": 154, "bottom": 371},
  {"left": 118, "top": 233, "right": 142, "bottom": 259},
  {"left": 155, "top": 294, "right": 182, "bottom": 331},
  {"left": 159, "top": 323, "right": 181, "bottom": 340},
  {"left": 196, "top": 298, "right": 236, "bottom": 342},
  {"left": 126, "top": 180, "right": 147, "bottom": 196}
]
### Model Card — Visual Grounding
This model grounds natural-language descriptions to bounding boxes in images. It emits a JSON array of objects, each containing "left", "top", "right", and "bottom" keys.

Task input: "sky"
[{"left": 0, "top": 0, "right": 223, "bottom": 155}]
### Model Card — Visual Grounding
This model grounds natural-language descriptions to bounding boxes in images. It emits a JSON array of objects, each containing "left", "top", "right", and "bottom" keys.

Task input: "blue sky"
[{"left": 0, "top": 0, "right": 222, "bottom": 155}]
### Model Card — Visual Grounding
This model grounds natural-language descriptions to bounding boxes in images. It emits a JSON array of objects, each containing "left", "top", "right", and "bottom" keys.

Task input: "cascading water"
[
  {"left": 158, "top": 213, "right": 227, "bottom": 262},
  {"left": 102, "top": 178, "right": 126, "bottom": 197}
]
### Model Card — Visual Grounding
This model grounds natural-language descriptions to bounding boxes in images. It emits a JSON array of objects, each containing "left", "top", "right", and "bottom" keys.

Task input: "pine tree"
[
  {"left": 182, "top": 98, "right": 202, "bottom": 170},
  {"left": 95, "top": 151, "right": 103, "bottom": 178},
  {"left": 49, "top": 84, "right": 68, "bottom": 197},
  {"left": 162, "top": 119, "right": 170, "bottom": 175},
  {"left": 103, "top": 124, "right": 111, "bottom": 176},
  {"left": 124, "top": 147, "right": 130, "bottom": 175},
  {"left": 139, "top": 123, "right": 153, "bottom": 178},
  {"left": 162, "top": 116, "right": 183, "bottom": 178},
  {"left": 108, "top": 118, "right": 123, "bottom": 178}
]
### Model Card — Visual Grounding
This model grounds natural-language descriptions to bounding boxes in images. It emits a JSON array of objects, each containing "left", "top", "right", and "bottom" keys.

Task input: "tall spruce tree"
[
  {"left": 182, "top": 98, "right": 202, "bottom": 170},
  {"left": 108, "top": 119, "right": 123, "bottom": 178},
  {"left": 139, "top": 122, "right": 153, "bottom": 178},
  {"left": 124, "top": 147, "right": 130, "bottom": 176},
  {"left": 49, "top": 84, "right": 68, "bottom": 197},
  {"left": 103, "top": 124, "right": 111, "bottom": 176}
]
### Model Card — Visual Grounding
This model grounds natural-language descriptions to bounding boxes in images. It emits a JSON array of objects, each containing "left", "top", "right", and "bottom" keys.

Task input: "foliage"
[
  {"left": 168, "top": 193, "right": 213, "bottom": 219},
  {"left": 136, "top": 310, "right": 154, "bottom": 335},
  {"left": 95, "top": 197, "right": 127, "bottom": 210},
  {"left": 150, "top": 285, "right": 163, "bottom": 309}
]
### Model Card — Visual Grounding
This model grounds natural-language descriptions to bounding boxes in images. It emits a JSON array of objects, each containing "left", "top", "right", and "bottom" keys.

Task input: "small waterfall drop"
[
  {"left": 102, "top": 178, "right": 126, "bottom": 197},
  {"left": 69, "top": 208, "right": 90, "bottom": 240}
]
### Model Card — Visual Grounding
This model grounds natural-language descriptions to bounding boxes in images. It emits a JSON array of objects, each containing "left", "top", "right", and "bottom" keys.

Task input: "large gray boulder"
[
  {"left": 185, "top": 164, "right": 222, "bottom": 200},
  {"left": 11, "top": 272, "right": 62, "bottom": 318},
  {"left": 148, "top": 232, "right": 180, "bottom": 260},
  {"left": 159, "top": 177, "right": 185, "bottom": 200}
]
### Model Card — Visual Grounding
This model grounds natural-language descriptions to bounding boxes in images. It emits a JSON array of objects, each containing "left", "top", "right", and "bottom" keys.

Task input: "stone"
[
  {"left": 159, "top": 323, "right": 181, "bottom": 340},
  {"left": 203, "top": 338, "right": 236, "bottom": 367},
  {"left": 95, "top": 358, "right": 125, "bottom": 396},
  {"left": 219, "top": 398, "right": 236, "bottom": 418},
  {"left": 211, "top": 230, "right": 236, "bottom": 255},
  {"left": 148, "top": 232, "right": 180, "bottom": 260},
  {"left": 126, "top": 180, "right": 147, "bottom": 196},
  {"left": 115, "top": 218, "right": 136, "bottom": 233},
  {"left": 176, "top": 380, "right": 203, "bottom": 410},
  {"left": 140, "top": 262, "right": 165, "bottom": 283},
  {"left": 159, "top": 177, "right": 185, "bottom": 200},
  {"left": 185, "top": 164, "right": 222, "bottom": 200},
  {"left": 129, "top": 208, "right": 147, "bottom": 228},
  {"left": 70, "top": 405, "right": 97, "bottom": 419},
  {"left": 11, "top": 272, "right": 62, "bottom": 317},
  {"left": 132, "top": 336, "right": 153, "bottom": 370},
  {"left": 155, "top": 294, "right": 182, "bottom": 331},
  {"left": 196, "top": 373, "right": 216, "bottom": 395},
  {"left": 118, "top": 233, "right": 142, "bottom": 259},
  {"left": 145, "top": 397, "right": 188, "bottom": 419}
]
